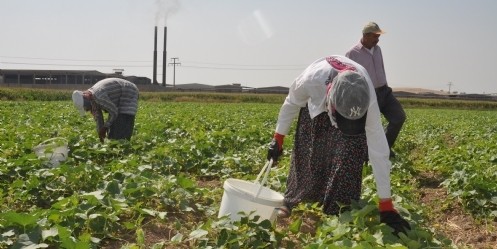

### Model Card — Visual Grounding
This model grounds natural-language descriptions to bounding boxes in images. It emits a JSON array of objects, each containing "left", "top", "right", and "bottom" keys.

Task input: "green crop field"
[{"left": 0, "top": 91, "right": 496, "bottom": 248}]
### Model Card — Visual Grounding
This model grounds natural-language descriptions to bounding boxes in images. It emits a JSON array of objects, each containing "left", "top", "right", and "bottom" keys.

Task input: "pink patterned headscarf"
[
  {"left": 326, "top": 56, "right": 356, "bottom": 72},
  {"left": 325, "top": 56, "right": 360, "bottom": 118}
]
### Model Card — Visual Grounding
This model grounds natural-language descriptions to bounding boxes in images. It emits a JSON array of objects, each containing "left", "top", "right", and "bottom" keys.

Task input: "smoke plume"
[{"left": 155, "top": 0, "right": 181, "bottom": 26}]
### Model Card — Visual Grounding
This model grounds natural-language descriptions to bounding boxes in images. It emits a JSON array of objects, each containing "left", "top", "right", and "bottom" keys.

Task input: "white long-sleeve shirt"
[{"left": 275, "top": 55, "right": 392, "bottom": 199}]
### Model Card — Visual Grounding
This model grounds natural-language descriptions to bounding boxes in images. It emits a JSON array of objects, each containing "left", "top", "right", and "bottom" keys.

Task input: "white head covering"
[
  {"left": 327, "top": 70, "right": 370, "bottom": 120},
  {"left": 72, "top": 90, "right": 86, "bottom": 116}
]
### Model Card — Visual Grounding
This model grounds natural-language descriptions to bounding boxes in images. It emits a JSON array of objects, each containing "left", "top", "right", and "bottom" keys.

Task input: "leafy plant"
[{"left": 2, "top": 100, "right": 494, "bottom": 248}]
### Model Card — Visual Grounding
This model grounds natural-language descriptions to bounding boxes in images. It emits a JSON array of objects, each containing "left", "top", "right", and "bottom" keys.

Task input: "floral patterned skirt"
[{"left": 283, "top": 107, "right": 368, "bottom": 215}]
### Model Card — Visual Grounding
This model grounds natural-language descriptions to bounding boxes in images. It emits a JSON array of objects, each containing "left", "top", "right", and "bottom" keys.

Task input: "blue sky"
[{"left": 1, "top": 0, "right": 496, "bottom": 94}]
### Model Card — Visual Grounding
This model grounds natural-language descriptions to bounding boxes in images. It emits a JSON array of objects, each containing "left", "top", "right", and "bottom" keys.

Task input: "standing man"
[
  {"left": 346, "top": 22, "right": 405, "bottom": 158},
  {"left": 72, "top": 78, "right": 139, "bottom": 142}
]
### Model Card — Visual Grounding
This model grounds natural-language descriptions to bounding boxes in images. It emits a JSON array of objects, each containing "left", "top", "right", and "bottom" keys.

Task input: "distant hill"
[{"left": 393, "top": 87, "right": 448, "bottom": 95}]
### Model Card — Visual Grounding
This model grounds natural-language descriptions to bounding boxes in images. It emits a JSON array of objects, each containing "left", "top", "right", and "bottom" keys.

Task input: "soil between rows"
[{"left": 102, "top": 175, "right": 496, "bottom": 248}]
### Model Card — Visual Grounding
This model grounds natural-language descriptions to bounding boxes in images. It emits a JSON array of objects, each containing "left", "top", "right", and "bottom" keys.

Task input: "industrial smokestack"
[
  {"left": 162, "top": 26, "right": 167, "bottom": 86},
  {"left": 153, "top": 26, "right": 158, "bottom": 84}
]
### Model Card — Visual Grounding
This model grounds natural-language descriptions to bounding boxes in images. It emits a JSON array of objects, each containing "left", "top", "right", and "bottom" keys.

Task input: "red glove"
[
  {"left": 379, "top": 199, "right": 396, "bottom": 212},
  {"left": 274, "top": 133, "right": 284, "bottom": 150},
  {"left": 379, "top": 199, "right": 411, "bottom": 235},
  {"left": 267, "top": 133, "right": 285, "bottom": 163}
]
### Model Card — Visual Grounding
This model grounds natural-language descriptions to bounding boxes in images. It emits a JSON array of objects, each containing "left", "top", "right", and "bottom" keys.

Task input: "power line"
[
  {"left": 0, "top": 56, "right": 305, "bottom": 72},
  {"left": 0, "top": 55, "right": 149, "bottom": 63},
  {"left": 168, "top": 57, "right": 181, "bottom": 88},
  {"left": 0, "top": 62, "right": 151, "bottom": 68},
  {"left": 181, "top": 65, "right": 301, "bottom": 71},
  {"left": 0, "top": 55, "right": 305, "bottom": 69},
  {"left": 1, "top": 61, "right": 303, "bottom": 71},
  {"left": 182, "top": 60, "right": 305, "bottom": 67}
]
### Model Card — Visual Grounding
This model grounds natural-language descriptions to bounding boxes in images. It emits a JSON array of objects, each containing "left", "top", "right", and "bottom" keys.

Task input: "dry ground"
[{"left": 417, "top": 171, "right": 497, "bottom": 249}]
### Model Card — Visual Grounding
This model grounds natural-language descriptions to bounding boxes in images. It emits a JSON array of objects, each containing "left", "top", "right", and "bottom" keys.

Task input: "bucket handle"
[
  {"left": 253, "top": 159, "right": 273, "bottom": 199},
  {"left": 33, "top": 137, "right": 68, "bottom": 153},
  {"left": 34, "top": 137, "right": 68, "bottom": 147}
]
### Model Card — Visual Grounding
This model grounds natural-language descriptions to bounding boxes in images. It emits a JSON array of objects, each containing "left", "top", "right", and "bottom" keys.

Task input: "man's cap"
[
  {"left": 72, "top": 90, "right": 86, "bottom": 116},
  {"left": 328, "top": 71, "right": 370, "bottom": 120},
  {"left": 362, "top": 22, "right": 385, "bottom": 34}
]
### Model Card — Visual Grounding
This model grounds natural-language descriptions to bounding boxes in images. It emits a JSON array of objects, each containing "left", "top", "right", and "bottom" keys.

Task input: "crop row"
[
  {"left": 1, "top": 101, "right": 495, "bottom": 248},
  {"left": 396, "top": 109, "right": 497, "bottom": 218}
]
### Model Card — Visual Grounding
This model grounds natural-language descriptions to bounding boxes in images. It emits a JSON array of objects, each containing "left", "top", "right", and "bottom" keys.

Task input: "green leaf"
[
  {"left": 406, "top": 240, "right": 422, "bottom": 249},
  {"left": 82, "top": 190, "right": 104, "bottom": 200},
  {"left": 78, "top": 232, "right": 92, "bottom": 244},
  {"left": 216, "top": 229, "right": 230, "bottom": 246},
  {"left": 2, "top": 212, "right": 39, "bottom": 227},
  {"left": 138, "top": 165, "right": 153, "bottom": 171},
  {"left": 356, "top": 204, "right": 376, "bottom": 218},
  {"left": 23, "top": 243, "right": 49, "bottom": 249},
  {"left": 171, "top": 233, "right": 183, "bottom": 243},
  {"left": 2, "top": 230, "right": 15, "bottom": 237},
  {"left": 289, "top": 218, "right": 302, "bottom": 234},
  {"left": 339, "top": 211, "right": 353, "bottom": 223},
  {"left": 188, "top": 229, "right": 208, "bottom": 240},
  {"left": 385, "top": 244, "right": 408, "bottom": 249},
  {"left": 158, "top": 211, "right": 167, "bottom": 219},
  {"left": 56, "top": 225, "right": 72, "bottom": 240},
  {"left": 178, "top": 174, "right": 195, "bottom": 189},
  {"left": 13, "top": 234, "right": 35, "bottom": 248},
  {"left": 332, "top": 223, "right": 351, "bottom": 240},
  {"left": 105, "top": 180, "right": 121, "bottom": 195},
  {"left": 136, "top": 228, "right": 145, "bottom": 246},
  {"left": 41, "top": 228, "right": 58, "bottom": 240},
  {"left": 258, "top": 219, "right": 272, "bottom": 229},
  {"left": 151, "top": 242, "right": 166, "bottom": 249},
  {"left": 140, "top": 208, "right": 157, "bottom": 216}
]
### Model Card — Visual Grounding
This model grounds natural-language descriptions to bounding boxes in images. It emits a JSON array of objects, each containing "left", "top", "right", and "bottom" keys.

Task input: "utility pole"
[
  {"left": 168, "top": 57, "right": 181, "bottom": 88},
  {"left": 448, "top": 81, "right": 453, "bottom": 94}
]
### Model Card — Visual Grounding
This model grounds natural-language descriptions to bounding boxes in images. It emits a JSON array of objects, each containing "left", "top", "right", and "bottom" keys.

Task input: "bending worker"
[
  {"left": 267, "top": 55, "right": 410, "bottom": 235},
  {"left": 72, "top": 78, "right": 139, "bottom": 142}
]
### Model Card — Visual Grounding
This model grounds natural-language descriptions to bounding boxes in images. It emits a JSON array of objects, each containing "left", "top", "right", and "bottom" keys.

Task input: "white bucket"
[
  {"left": 218, "top": 160, "right": 284, "bottom": 223},
  {"left": 33, "top": 137, "right": 69, "bottom": 167}
]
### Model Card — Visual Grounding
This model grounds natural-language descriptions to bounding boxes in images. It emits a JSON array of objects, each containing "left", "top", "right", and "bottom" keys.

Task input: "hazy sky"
[{"left": 1, "top": 0, "right": 496, "bottom": 94}]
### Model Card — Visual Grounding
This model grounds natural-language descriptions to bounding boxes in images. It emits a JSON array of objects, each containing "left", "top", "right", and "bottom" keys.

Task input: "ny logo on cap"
[{"left": 349, "top": 106, "right": 363, "bottom": 117}]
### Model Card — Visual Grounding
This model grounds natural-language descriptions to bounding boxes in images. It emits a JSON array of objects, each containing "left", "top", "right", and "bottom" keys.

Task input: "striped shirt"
[
  {"left": 345, "top": 42, "right": 388, "bottom": 88},
  {"left": 88, "top": 78, "right": 139, "bottom": 128}
]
